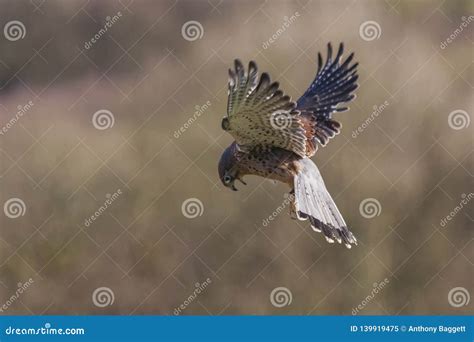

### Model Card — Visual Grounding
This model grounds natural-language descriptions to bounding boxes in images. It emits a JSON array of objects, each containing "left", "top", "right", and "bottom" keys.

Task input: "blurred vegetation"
[{"left": 0, "top": 0, "right": 472, "bottom": 315}]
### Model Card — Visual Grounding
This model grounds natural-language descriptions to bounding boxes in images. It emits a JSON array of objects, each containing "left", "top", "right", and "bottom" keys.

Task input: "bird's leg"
[{"left": 288, "top": 189, "right": 298, "bottom": 220}]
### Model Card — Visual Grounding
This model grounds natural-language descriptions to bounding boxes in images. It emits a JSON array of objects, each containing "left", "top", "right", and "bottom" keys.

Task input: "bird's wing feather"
[
  {"left": 297, "top": 43, "right": 358, "bottom": 154},
  {"left": 224, "top": 60, "right": 308, "bottom": 157}
]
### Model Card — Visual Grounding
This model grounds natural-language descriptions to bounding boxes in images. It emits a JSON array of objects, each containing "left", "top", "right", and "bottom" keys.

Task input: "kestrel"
[{"left": 218, "top": 43, "right": 359, "bottom": 248}]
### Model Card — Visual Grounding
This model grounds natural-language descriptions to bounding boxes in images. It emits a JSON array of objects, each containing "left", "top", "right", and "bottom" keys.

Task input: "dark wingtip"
[
  {"left": 234, "top": 59, "right": 243, "bottom": 71},
  {"left": 335, "top": 42, "right": 344, "bottom": 62},
  {"left": 249, "top": 60, "right": 257, "bottom": 71},
  {"left": 317, "top": 52, "right": 323, "bottom": 72},
  {"left": 327, "top": 42, "right": 333, "bottom": 62}
]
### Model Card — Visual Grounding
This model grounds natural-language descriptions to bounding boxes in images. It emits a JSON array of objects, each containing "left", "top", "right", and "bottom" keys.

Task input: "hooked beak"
[
  {"left": 237, "top": 177, "right": 247, "bottom": 186},
  {"left": 229, "top": 177, "right": 246, "bottom": 191}
]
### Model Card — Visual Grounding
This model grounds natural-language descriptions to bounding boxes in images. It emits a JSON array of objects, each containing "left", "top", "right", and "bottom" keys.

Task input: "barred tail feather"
[{"left": 294, "top": 158, "right": 357, "bottom": 248}]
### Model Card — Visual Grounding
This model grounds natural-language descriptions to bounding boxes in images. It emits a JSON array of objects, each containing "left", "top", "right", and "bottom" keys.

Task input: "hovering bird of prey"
[{"left": 218, "top": 43, "right": 358, "bottom": 248}]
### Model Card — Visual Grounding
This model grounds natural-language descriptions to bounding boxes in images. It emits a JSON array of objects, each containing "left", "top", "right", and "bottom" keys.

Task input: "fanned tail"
[{"left": 294, "top": 158, "right": 357, "bottom": 248}]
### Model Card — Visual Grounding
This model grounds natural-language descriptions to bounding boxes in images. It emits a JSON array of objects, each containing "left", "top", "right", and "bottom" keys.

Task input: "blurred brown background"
[{"left": 0, "top": 0, "right": 472, "bottom": 315}]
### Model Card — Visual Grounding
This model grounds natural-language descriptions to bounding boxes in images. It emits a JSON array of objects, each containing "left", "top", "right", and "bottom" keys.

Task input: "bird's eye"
[
  {"left": 221, "top": 118, "right": 230, "bottom": 131},
  {"left": 224, "top": 175, "right": 232, "bottom": 184}
]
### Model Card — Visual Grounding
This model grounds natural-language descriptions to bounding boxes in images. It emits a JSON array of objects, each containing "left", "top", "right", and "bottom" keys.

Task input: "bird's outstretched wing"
[
  {"left": 297, "top": 43, "right": 358, "bottom": 155},
  {"left": 223, "top": 60, "right": 308, "bottom": 157}
]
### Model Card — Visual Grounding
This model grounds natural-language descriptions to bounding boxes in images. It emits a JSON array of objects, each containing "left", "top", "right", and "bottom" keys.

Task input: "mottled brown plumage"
[{"left": 218, "top": 43, "right": 359, "bottom": 248}]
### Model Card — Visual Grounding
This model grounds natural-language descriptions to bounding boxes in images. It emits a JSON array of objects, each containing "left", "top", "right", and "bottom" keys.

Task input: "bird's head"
[{"left": 218, "top": 142, "right": 246, "bottom": 191}]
